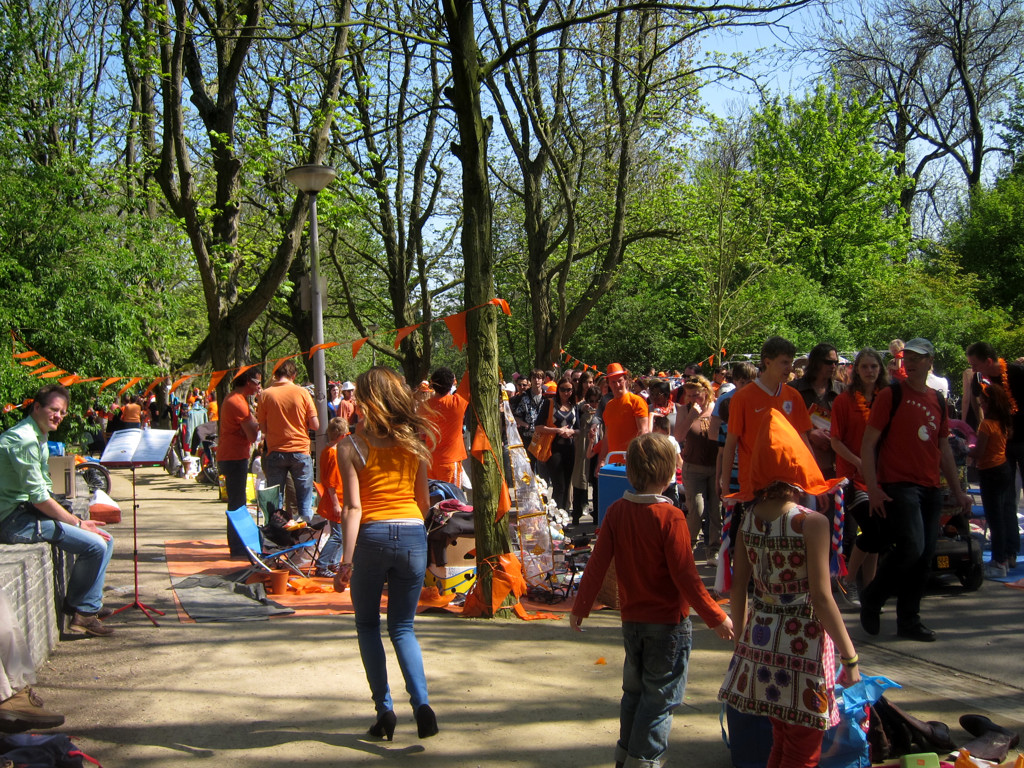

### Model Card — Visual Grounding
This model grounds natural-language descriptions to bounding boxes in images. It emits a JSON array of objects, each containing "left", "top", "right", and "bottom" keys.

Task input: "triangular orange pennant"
[
  {"left": 443, "top": 312, "right": 468, "bottom": 351},
  {"left": 39, "top": 370, "right": 68, "bottom": 379},
  {"left": 352, "top": 338, "right": 368, "bottom": 359},
  {"left": 721, "top": 347, "right": 726, "bottom": 357},
  {"left": 13, "top": 349, "right": 41, "bottom": 359},
  {"left": 393, "top": 323, "right": 422, "bottom": 350},
  {"left": 31, "top": 364, "right": 56, "bottom": 375},
  {"left": 20, "top": 357, "right": 47, "bottom": 367},
  {"left": 142, "top": 377, "right": 165, "bottom": 397},
  {"left": 470, "top": 424, "right": 492, "bottom": 463},
  {"left": 98, "top": 378, "right": 123, "bottom": 392},
  {"left": 117, "top": 377, "right": 143, "bottom": 396},
  {"left": 488, "top": 297, "right": 511, "bottom": 316},
  {"left": 59, "top": 375, "right": 81, "bottom": 386},
  {"left": 308, "top": 341, "right": 340, "bottom": 359},
  {"left": 496, "top": 478, "right": 511, "bottom": 522},
  {"left": 272, "top": 354, "right": 299, "bottom": 375},
  {"left": 169, "top": 375, "right": 193, "bottom": 391},
  {"left": 206, "top": 370, "right": 228, "bottom": 394}
]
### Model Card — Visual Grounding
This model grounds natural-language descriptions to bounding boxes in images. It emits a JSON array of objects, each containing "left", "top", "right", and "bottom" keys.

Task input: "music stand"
[{"left": 100, "top": 429, "right": 177, "bottom": 626}]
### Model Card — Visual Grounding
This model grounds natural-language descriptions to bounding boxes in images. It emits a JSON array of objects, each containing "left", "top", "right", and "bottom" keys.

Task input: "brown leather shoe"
[
  {"left": 0, "top": 687, "right": 65, "bottom": 732},
  {"left": 67, "top": 612, "right": 114, "bottom": 637}
]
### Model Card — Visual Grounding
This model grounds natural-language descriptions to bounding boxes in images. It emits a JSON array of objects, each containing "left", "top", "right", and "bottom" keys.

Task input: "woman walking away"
[
  {"left": 333, "top": 367, "right": 439, "bottom": 741},
  {"left": 720, "top": 410, "right": 860, "bottom": 768},
  {"left": 829, "top": 348, "right": 889, "bottom": 606},
  {"left": 970, "top": 382, "right": 1017, "bottom": 578}
]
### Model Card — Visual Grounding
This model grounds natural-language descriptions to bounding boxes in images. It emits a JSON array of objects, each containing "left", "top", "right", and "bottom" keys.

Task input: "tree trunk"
[{"left": 443, "top": 0, "right": 512, "bottom": 616}]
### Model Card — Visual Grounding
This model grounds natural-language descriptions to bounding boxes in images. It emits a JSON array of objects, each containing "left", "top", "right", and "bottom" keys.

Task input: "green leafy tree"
[{"left": 750, "top": 81, "right": 910, "bottom": 318}]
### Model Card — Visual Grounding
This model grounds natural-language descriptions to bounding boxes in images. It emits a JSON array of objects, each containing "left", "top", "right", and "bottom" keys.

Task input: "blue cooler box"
[{"left": 597, "top": 451, "right": 635, "bottom": 525}]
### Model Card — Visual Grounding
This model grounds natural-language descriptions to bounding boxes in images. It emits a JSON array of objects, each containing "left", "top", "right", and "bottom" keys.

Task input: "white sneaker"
[{"left": 985, "top": 562, "right": 1008, "bottom": 580}]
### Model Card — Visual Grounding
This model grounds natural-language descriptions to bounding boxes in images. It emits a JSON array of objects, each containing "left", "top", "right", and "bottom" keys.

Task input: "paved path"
[{"left": 32, "top": 467, "right": 1024, "bottom": 767}]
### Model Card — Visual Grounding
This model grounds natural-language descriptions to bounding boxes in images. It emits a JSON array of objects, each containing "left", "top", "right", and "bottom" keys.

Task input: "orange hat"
[
  {"left": 726, "top": 409, "right": 845, "bottom": 502},
  {"left": 544, "top": 381, "right": 557, "bottom": 393},
  {"left": 606, "top": 362, "right": 628, "bottom": 380}
]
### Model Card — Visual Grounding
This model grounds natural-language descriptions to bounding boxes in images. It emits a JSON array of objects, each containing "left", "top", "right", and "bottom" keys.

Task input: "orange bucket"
[{"left": 267, "top": 569, "right": 290, "bottom": 594}]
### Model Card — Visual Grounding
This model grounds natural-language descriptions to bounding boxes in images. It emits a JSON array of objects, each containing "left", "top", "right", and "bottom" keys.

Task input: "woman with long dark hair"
[
  {"left": 535, "top": 375, "right": 579, "bottom": 512},
  {"left": 334, "top": 367, "right": 439, "bottom": 741},
  {"left": 830, "top": 348, "right": 889, "bottom": 604}
]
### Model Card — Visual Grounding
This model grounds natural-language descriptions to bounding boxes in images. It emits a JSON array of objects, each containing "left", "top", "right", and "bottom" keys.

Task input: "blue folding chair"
[{"left": 225, "top": 506, "right": 315, "bottom": 582}]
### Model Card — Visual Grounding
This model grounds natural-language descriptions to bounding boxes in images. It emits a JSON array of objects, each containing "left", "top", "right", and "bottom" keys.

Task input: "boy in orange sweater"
[{"left": 571, "top": 433, "right": 734, "bottom": 768}]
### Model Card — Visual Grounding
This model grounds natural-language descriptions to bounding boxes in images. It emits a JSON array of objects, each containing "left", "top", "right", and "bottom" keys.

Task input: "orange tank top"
[{"left": 352, "top": 437, "right": 423, "bottom": 523}]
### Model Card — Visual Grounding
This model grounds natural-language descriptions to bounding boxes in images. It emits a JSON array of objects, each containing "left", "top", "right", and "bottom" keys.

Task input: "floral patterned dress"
[{"left": 719, "top": 504, "right": 839, "bottom": 730}]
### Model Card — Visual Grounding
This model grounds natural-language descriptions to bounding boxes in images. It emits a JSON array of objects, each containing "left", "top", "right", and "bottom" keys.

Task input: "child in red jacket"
[{"left": 571, "top": 433, "right": 734, "bottom": 768}]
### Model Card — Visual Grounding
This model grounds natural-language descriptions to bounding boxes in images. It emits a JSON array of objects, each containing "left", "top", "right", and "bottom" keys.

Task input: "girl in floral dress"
[{"left": 719, "top": 409, "right": 861, "bottom": 768}]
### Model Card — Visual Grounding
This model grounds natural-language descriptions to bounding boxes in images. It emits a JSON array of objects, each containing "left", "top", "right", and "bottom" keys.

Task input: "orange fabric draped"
[{"left": 393, "top": 323, "right": 421, "bottom": 350}]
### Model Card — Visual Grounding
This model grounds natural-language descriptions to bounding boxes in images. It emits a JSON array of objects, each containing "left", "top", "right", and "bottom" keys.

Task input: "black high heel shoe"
[
  {"left": 415, "top": 704, "right": 438, "bottom": 739},
  {"left": 367, "top": 709, "right": 397, "bottom": 741}
]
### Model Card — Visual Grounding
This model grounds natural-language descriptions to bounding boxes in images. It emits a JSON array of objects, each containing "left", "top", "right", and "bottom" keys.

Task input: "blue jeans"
[
  {"left": 350, "top": 522, "right": 429, "bottom": 714},
  {"left": 615, "top": 619, "right": 693, "bottom": 768},
  {"left": 317, "top": 520, "right": 344, "bottom": 568},
  {"left": 0, "top": 505, "right": 114, "bottom": 613},
  {"left": 264, "top": 451, "right": 313, "bottom": 522},
  {"left": 860, "top": 483, "right": 941, "bottom": 628}
]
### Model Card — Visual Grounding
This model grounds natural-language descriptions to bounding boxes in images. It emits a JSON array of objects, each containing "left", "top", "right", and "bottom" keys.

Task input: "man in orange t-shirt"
[
  {"left": 257, "top": 359, "right": 319, "bottom": 522},
  {"left": 421, "top": 367, "right": 470, "bottom": 484},
  {"left": 218, "top": 368, "right": 261, "bottom": 556},
  {"left": 599, "top": 363, "right": 650, "bottom": 468},
  {"left": 720, "top": 336, "right": 813, "bottom": 499}
]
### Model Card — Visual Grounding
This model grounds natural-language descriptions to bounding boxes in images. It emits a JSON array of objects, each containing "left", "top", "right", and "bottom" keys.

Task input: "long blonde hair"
[{"left": 355, "top": 367, "right": 436, "bottom": 462}]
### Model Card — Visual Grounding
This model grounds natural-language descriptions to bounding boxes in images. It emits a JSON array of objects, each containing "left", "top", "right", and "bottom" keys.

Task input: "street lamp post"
[{"left": 286, "top": 163, "right": 337, "bottom": 478}]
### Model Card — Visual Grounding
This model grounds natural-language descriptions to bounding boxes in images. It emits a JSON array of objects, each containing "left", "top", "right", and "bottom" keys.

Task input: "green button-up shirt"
[{"left": 0, "top": 416, "right": 51, "bottom": 523}]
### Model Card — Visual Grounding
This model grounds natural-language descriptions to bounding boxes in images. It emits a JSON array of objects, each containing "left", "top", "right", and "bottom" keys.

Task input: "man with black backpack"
[{"left": 860, "top": 338, "right": 972, "bottom": 642}]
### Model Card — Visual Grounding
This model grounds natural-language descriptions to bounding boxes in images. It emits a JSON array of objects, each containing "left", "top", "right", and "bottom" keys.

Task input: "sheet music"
[{"left": 100, "top": 429, "right": 176, "bottom": 467}]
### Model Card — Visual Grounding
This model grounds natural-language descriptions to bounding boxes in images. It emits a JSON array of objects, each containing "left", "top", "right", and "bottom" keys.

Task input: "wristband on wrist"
[{"left": 841, "top": 654, "right": 859, "bottom": 666}]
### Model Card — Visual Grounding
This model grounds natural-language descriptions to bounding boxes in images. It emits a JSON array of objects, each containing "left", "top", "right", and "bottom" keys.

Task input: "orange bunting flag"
[
  {"left": 76, "top": 377, "right": 104, "bottom": 384},
  {"left": 351, "top": 337, "right": 368, "bottom": 359},
  {"left": 271, "top": 354, "right": 298, "bottom": 375},
  {"left": 39, "top": 370, "right": 67, "bottom": 379},
  {"left": 142, "top": 377, "right": 165, "bottom": 397},
  {"left": 117, "top": 377, "right": 143, "bottom": 396},
  {"left": 595, "top": 657, "right": 607, "bottom": 665},
  {"left": 443, "top": 312, "right": 468, "bottom": 351},
  {"left": 488, "top": 297, "right": 512, "bottom": 316},
  {"left": 470, "top": 424, "right": 492, "bottom": 464},
  {"left": 496, "top": 478, "right": 511, "bottom": 522},
  {"left": 169, "top": 375, "right": 193, "bottom": 392},
  {"left": 13, "top": 350, "right": 41, "bottom": 359},
  {"left": 206, "top": 370, "right": 228, "bottom": 394},
  {"left": 20, "top": 357, "right": 47, "bottom": 367},
  {"left": 308, "top": 342, "right": 340, "bottom": 359},
  {"left": 58, "top": 375, "right": 81, "bottom": 386},
  {"left": 721, "top": 347, "right": 727, "bottom": 357},
  {"left": 393, "top": 323, "right": 422, "bottom": 350},
  {"left": 31, "top": 364, "right": 56, "bottom": 376},
  {"left": 233, "top": 364, "right": 258, "bottom": 381},
  {"left": 99, "top": 377, "right": 123, "bottom": 392},
  {"left": 708, "top": 354, "right": 714, "bottom": 365}
]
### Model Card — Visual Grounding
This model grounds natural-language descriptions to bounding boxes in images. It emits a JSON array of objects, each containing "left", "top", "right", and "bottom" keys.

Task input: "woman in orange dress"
[{"left": 334, "top": 367, "right": 438, "bottom": 742}]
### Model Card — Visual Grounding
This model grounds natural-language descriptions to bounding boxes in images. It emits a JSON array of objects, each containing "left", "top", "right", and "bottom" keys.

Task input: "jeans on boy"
[
  {"left": 0, "top": 506, "right": 114, "bottom": 614},
  {"left": 350, "top": 522, "right": 430, "bottom": 714},
  {"left": 615, "top": 618, "right": 692, "bottom": 768}
]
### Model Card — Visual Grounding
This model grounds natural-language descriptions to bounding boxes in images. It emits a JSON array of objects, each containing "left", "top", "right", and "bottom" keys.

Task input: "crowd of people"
[{"left": 1, "top": 336, "right": 1021, "bottom": 755}]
